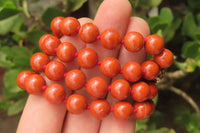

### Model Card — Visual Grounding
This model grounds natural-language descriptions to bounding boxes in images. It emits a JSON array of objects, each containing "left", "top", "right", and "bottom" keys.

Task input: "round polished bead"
[
  {"left": 154, "top": 48, "right": 173, "bottom": 68},
  {"left": 79, "top": 23, "right": 100, "bottom": 43},
  {"left": 141, "top": 60, "right": 160, "bottom": 80},
  {"left": 65, "top": 69, "right": 86, "bottom": 90},
  {"left": 145, "top": 35, "right": 164, "bottom": 55},
  {"left": 51, "top": 16, "right": 64, "bottom": 38},
  {"left": 45, "top": 61, "right": 66, "bottom": 81},
  {"left": 90, "top": 100, "right": 110, "bottom": 119},
  {"left": 100, "top": 29, "right": 121, "bottom": 49},
  {"left": 110, "top": 79, "right": 131, "bottom": 100},
  {"left": 25, "top": 74, "right": 46, "bottom": 95},
  {"left": 60, "top": 17, "right": 80, "bottom": 36},
  {"left": 87, "top": 77, "right": 108, "bottom": 98},
  {"left": 113, "top": 102, "right": 133, "bottom": 120},
  {"left": 122, "top": 61, "right": 142, "bottom": 82},
  {"left": 100, "top": 57, "right": 121, "bottom": 78},
  {"left": 44, "top": 84, "right": 66, "bottom": 104},
  {"left": 67, "top": 94, "right": 87, "bottom": 114},
  {"left": 133, "top": 101, "right": 152, "bottom": 120},
  {"left": 124, "top": 31, "right": 144, "bottom": 52},
  {"left": 77, "top": 48, "right": 98, "bottom": 69},
  {"left": 56, "top": 42, "right": 77, "bottom": 62},
  {"left": 150, "top": 100, "right": 155, "bottom": 114},
  {"left": 16, "top": 70, "right": 35, "bottom": 90},
  {"left": 131, "top": 82, "right": 150, "bottom": 102},
  {"left": 148, "top": 82, "right": 158, "bottom": 99},
  {"left": 30, "top": 52, "right": 50, "bottom": 72},
  {"left": 39, "top": 34, "right": 61, "bottom": 55}
]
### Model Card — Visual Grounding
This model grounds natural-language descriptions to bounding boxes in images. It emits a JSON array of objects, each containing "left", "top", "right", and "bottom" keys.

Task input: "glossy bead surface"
[
  {"left": 65, "top": 69, "right": 86, "bottom": 90},
  {"left": 39, "top": 34, "right": 61, "bottom": 55},
  {"left": 79, "top": 23, "right": 99, "bottom": 43},
  {"left": 51, "top": 16, "right": 64, "bottom": 38},
  {"left": 100, "top": 57, "right": 121, "bottom": 78},
  {"left": 148, "top": 82, "right": 158, "bottom": 99},
  {"left": 16, "top": 70, "right": 35, "bottom": 90},
  {"left": 30, "top": 52, "right": 50, "bottom": 72},
  {"left": 141, "top": 60, "right": 160, "bottom": 80},
  {"left": 44, "top": 84, "right": 66, "bottom": 104},
  {"left": 133, "top": 101, "right": 152, "bottom": 120},
  {"left": 113, "top": 102, "right": 133, "bottom": 120},
  {"left": 131, "top": 81, "right": 150, "bottom": 102},
  {"left": 110, "top": 79, "right": 131, "bottom": 100},
  {"left": 45, "top": 61, "right": 66, "bottom": 81},
  {"left": 154, "top": 49, "right": 173, "bottom": 68},
  {"left": 87, "top": 77, "right": 108, "bottom": 98},
  {"left": 60, "top": 17, "right": 80, "bottom": 36},
  {"left": 90, "top": 100, "right": 110, "bottom": 119},
  {"left": 67, "top": 94, "right": 87, "bottom": 114},
  {"left": 77, "top": 48, "right": 98, "bottom": 69},
  {"left": 100, "top": 29, "right": 121, "bottom": 49},
  {"left": 124, "top": 31, "right": 144, "bottom": 52},
  {"left": 56, "top": 42, "right": 77, "bottom": 62},
  {"left": 122, "top": 61, "right": 142, "bottom": 82},
  {"left": 25, "top": 74, "right": 46, "bottom": 95},
  {"left": 145, "top": 35, "right": 164, "bottom": 55}
]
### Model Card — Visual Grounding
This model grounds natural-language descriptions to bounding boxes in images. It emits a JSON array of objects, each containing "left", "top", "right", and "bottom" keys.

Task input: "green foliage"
[
  {"left": 66, "top": 0, "right": 88, "bottom": 12},
  {"left": 138, "top": 0, "right": 163, "bottom": 7}
]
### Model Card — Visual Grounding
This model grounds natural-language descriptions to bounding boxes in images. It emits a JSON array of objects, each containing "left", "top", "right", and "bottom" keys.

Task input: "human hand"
[{"left": 17, "top": 0, "right": 150, "bottom": 133}]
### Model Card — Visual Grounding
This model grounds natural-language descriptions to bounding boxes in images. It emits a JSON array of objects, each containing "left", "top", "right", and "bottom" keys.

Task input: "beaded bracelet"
[{"left": 16, "top": 16, "right": 173, "bottom": 121}]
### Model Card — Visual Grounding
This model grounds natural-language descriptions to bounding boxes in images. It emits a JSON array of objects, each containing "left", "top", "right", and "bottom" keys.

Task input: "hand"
[{"left": 17, "top": 0, "right": 150, "bottom": 132}]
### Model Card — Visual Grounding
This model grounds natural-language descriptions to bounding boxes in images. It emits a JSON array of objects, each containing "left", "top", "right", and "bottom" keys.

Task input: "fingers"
[
  {"left": 99, "top": 17, "right": 150, "bottom": 133},
  {"left": 62, "top": 0, "right": 132, "bottom": 133},
  {"left": 17, "top": 18, "right": 92, "bottom": 133}
]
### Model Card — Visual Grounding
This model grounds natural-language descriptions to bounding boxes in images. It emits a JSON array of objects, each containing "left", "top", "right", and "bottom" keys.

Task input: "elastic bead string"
[{"left": 16, "top": 16, "right": 173, "bottom": 121}]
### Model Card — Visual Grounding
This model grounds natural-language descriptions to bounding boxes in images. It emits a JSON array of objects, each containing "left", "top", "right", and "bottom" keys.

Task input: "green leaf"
[
  {"left": 197, "top": 13, "right": 200, "bottom": 25},
  {"left": 182, "top": 13, "right": 197, "bottom": 40},
  {"left": 185, "top": 58, "right": 197, "bottom": 72},
  {"left": 27, "top": 29, "right": 47, "bottom": 46},
  {"left": 0, "top": 100, "right": 11, "bottom": 111},
  {"left": 0, "top": 14, "right": 21, "bottom": 35},
  {"left": 182, "top": 41, "right": 199, "bottom": 59},
  {"left": 0, "top": 46, "right": 14, "bottom": 68},
  {"left": 159, "top": 8, "right": 173, "bottom": 24},
  {"left": 7, "top": 97, "right": 27, "bottom": 116},
  {"left": 66, "top": 0, "right": 87, "bottom": 12},
  {"left": 147, "top": 127, "right": 176, "bottom": 133},
  {"left": 0, "top": 8, "right": 19, "bottom": 20},
  {"left": 42, "top": 7, "right": 65, "bottom": 27},
  {"left": 138, "top": 0, "right": 162, "bottom": 7}
]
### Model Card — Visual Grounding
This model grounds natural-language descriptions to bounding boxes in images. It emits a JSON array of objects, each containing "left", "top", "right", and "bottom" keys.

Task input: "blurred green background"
[{"left": 0, "top": 0, "right": 200, "bottom": 132}]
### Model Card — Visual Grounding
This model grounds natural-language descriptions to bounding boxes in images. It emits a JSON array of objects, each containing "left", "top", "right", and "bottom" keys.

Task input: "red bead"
[
  {"left": 131, "top": 81, "right": 150, "bottom": 102},
  {"left": 87, "top": 77, "right": 108, "bottom": 98},
  {"left": 148, "top": 82, "right": 158, "bottom": 99},
  {"left": 122, "top": 61, "right": 142, "bottom": 82},
  {"left": 110, "top": 79, "right": 131, "bottom": 100},
  {"left": 44, "top": 84, "right": 66, "bottom": 104},
  {"left": 77, "top": 48, "right": 98, "bottom": 69},
  {"left": 51, "top": 16, "right": 64, "bottom": 38},
  {"left": 65, "top": 69, "right": 86, "bottom": 90},
  {"left": 113, "top": 102, "right": 133, "bottom": 120},
  {"left": 100, "top": 29, "right": 121, "bottom": 49},
  {"left": 154, "top": 49, "right": 173, "bottom": 68},
  {"left": 141, "top": 60, "right": 160, "bottom": 80},
  {"left": 100, "top": 57, "right": 121, "bottom": 78},
  {"left": 150, "top": 100, "right": 155, "bottom": 114},
  {"left": 39, "top": 34, "right": 61, "bottom": 55},
  {"left": 45, "top": 61, "right": 66, "bottom": 81},
  {"left": 90, "top": 100, "right": 110, "bottom": 119},
  {"left": 30, "top": 52, "right": 50, "bottom": 72},
  {"left": 133, "top": 101, "right": 152, "bottom": 120},
  {"left": 67, "top": 94, "right": 87, "bottom": 114},
  {"left": 124, "top": 31, "right": 144, "bottom": 52},
  {"left": 145, "top": 35, "right": 164, "bottom": 55},
  {"left": 25, "top": 74, "right": 46, "bottom": 95},
  {"left": 60, "top": 17, "right": 80, "bottom": 36},
  {"left": 79, "top": 23, "right": 100, "bottom": 43},
  {"left": 56, "top": 42, "right": 77, "bottom": 62},
  {"left": 16, "top": 70, "right": 35, "bottom": 90}
]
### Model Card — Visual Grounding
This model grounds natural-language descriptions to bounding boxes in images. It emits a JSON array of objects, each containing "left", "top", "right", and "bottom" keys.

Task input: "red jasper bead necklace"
[{"left": 16, "top": 16, "right": 174, "bottom": 121}]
